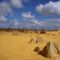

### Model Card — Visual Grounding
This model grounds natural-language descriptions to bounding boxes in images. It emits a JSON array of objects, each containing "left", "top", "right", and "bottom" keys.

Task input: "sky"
[{"left": 0, "top": 0, "right": 60, "bottom": 30}]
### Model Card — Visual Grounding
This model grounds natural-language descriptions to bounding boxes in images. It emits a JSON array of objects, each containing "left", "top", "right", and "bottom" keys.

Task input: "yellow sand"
[{"left": 0, "top": 30, "right": 60, "bottom": 60}]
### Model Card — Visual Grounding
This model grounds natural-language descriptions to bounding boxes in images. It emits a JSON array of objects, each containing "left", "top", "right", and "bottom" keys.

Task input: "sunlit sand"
[{"left": 0, "top": 29, "right": 60, "bottom": 60}]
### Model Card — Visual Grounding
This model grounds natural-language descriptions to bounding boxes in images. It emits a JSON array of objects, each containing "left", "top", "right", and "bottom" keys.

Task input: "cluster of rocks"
[{"left": 28, "top": 37, "right": 43, "bottom": 43}]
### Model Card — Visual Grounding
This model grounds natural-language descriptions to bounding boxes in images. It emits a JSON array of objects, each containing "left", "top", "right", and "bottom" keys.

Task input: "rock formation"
[
  {"left": 38, "top": 42, "right": 60, "bottom": 58},
  {"left": 34, "top": 46, "right": 41, "bottom": 52}
]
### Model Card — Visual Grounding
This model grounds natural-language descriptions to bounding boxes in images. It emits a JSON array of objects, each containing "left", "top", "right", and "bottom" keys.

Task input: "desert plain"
[{"left": 0, "top": 29, "right": 60, "bottom": 60}]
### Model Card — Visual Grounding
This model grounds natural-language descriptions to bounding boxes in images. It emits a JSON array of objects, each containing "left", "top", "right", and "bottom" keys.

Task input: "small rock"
[{"left": 34, "top": 46, "right": 41, "bottom": 52}]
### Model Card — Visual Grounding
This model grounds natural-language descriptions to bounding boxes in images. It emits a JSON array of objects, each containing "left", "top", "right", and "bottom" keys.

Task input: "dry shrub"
[{"left": 40, "top": 30, "right": 46, "bottom": 34}]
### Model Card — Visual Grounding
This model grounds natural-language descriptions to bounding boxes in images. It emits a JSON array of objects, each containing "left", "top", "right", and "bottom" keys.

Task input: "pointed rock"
[
  {"left": 35, "top": 37, "right": 43, "bottom": 43},
  {"left": 54, "top": 43, "right": 60, "bottom": 54},
  {"left": 38, "top": 42, "right": 59, "bottom": 58},
  {"left": 34, "top": 46, "right": 41, "bottom": 52}
]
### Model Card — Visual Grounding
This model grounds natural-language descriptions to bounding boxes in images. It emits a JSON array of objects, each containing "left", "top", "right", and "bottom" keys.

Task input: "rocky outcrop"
[
  {"left": 39, "top": 42, "right": 58, "bottom": 57},
  {"left": 34, "top": 41, "right": 60, "bottom": 58}
]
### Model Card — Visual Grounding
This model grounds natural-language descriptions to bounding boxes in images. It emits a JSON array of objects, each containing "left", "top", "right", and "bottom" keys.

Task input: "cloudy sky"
[{"left": 0, "top": 0, "right": 60, "bottom": 30}]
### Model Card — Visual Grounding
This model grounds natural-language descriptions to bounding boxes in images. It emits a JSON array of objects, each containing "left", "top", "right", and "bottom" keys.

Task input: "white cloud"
[
  {"left": 9, "top": 19, "right": 19, "bottom": 27},
  {"left": 0, "top": 0, "right": 23, "bottom": 16},
  {"left": 47, "top": 18, "right": 60, "bottom": 22},
  {"left": 22, "top": 12, "right": 35, "bottom": 19},
  {"left": 7, "top": 19, "right": 20, "bottom": 28},
  {"left": 0, "top": 16, "right": 7, "bottom": 23},
  {"left": 32, "top": 20, "right": 46, "bottom": 26},
  {"left": 13, "top": 19, "right": 19, "bottom": 26},
  {"left": 36, "top": 1, "right": 60, "bottom": 15},
  {"left": 0, "top": 17, "right": 59, "bottom": 29},
  {"left": 0, "top": 2, "right": 12, "bottom": 16},
  {"left": 11, "top": 0, "right": 23, "bottom": 8}
]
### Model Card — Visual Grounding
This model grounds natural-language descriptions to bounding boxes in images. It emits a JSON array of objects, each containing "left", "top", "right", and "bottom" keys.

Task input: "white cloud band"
[{"left": 36, "top": 1, "right": 60, "bottom": 15}]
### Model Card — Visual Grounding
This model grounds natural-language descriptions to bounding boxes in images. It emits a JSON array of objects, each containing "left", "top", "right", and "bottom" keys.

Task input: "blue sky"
[{"left": 0, "top": 0, "right": 60, "bottom": 30}]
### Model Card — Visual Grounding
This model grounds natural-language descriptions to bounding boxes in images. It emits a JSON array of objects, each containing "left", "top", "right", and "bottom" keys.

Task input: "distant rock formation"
[
  {"left": 35, "top": 37, "right": 43, "bottom": 43},
  {"left": 28, "top": 37, "right": 44, "bottom": 43},
  {"left": 40, "top": 30, "right": 46, "bottom": 34},
  {"left": 28, "top": 38, "right": 35, "bottom": 43}
]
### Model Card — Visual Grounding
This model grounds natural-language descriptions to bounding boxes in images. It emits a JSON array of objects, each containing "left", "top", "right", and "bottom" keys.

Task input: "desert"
[{"left": 0, "top": 29, "right": 60, "bottom": 60}]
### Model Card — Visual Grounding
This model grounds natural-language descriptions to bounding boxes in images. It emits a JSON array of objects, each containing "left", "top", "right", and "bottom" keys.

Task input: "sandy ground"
[{"left": 0, "top": 31, "right": 60, "bottom": 60}]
